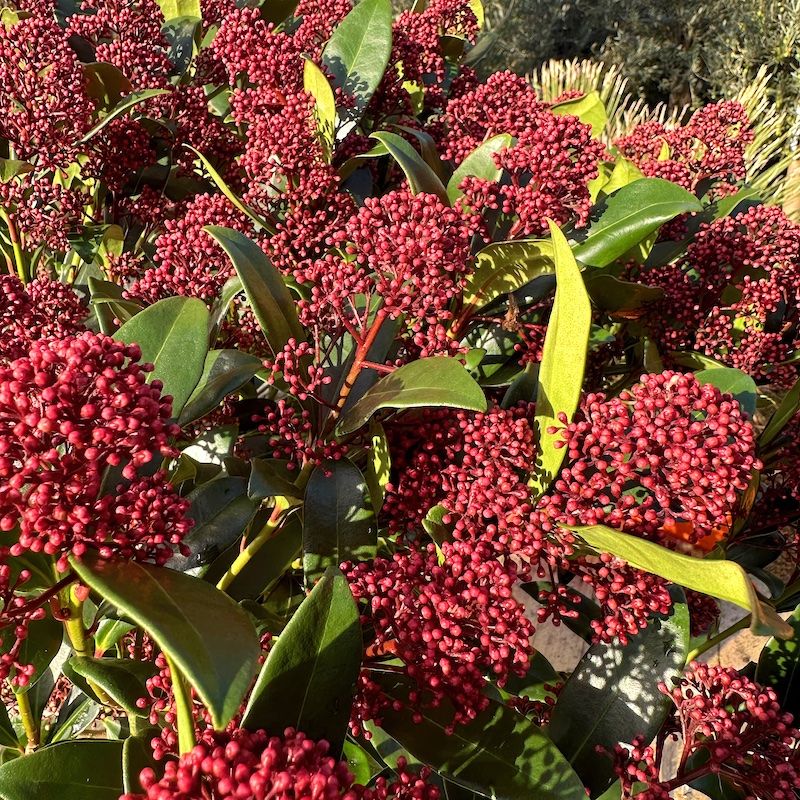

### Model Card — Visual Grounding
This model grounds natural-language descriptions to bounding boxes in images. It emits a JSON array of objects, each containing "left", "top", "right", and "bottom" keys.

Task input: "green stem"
[
  {"left": 0, "top": 209, "right": 28, "bottom": 284},
  {"left": 686, "top": 615, "right": 750, "bottom": 664},
  {"left": 216, "top": 496, "right": 293, "bottom": 592},
  {"left": 165, "top": 654, "right": 196, "bottom": 755},
  {"left": 17, "top": 691, "right": 38, "bottom": 753}
]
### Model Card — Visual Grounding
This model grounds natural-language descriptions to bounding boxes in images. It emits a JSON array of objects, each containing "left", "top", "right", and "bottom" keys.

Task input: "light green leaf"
[
  {"left": 336, "top": 356, "right": 487, "bottom": 435},
  {"left": 154, "top": 0, "right": 200, "bottom": 21},
  {"left": 364, "top": 421, "right": 390, "bottom": 514},
  {"left": 600, "top": 158, "right": 644, "bottom": 196},
  {"left": 550, "top": 90, "right": 607, "bottom": 139},
  {"left": 304, "top": 58, "right": 336, "bottom": 159},
  {"left": 447, "top": 134, "right": 511, "bottom": 204},
  {"left": 531, "top": 221, "right": 591, "bottom": 496},
  {"left": 694, "top": 367, "right": 758, "bottom": 419},
  {"left": 81, "top": 89, "right": 171, "bottom": 143}
]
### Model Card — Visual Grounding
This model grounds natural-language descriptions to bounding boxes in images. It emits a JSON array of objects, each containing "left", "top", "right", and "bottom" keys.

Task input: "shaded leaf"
[
  {"left": 113, "top": 295, "right": 209, "bottom": 417},
  {"left": 531, "top": 221, "right": 591, "bottom": 496},
  {"left": 122, "top": 736, "right": 156, "bottom": 795},
  {"left": 70, "top": 552, "right": 260, "bottom": 728},
  {"left": 447, "top": 134, "right": 511, "bottom": 204},
  {"left": 760, "top": 378, "right": 800, "bottom": 447},
  {"left": 83, "top": 63, "right": 132, "bottom": 108},
  {"left": 248, "top": 459, "right": 302, "bottom": 501},
  {"left": 755, "top": 602, "right": 800, "bottom": 717},
  {"left": 0, "top": 704, "right": 18, "bottom": 751},
  {"left": 1, "top": 613, "right": 62, "bottom": 693},
  {"left": 337, "top": 356, "right": 487, "bottom": 435},
  {"left": 66, "top": 657, "right": 157, "bottom": 717},
  {"left": 370, "top": 132, "right": 450, "bottom": 204},
  {"left": 81, "top": 89, "right": 170, "bottom": 143},
  {"left": 242, "top": 567, "right": 361, "bottom": 756},
  {"left": 549, "top": 591, "right": 690, "bottom": 796},
  {"left": 572, "top": 179, "right": 703, "bottom": 267},
  {"left": 0, "top": 740, "right": 124, "bottom": 800},
  {"left": 695, "top": 367, "right": 758, "bottom": 419},
  {"left": 584, "top": 273, "right": 663, "bottom": 313},
  {"left": 47, "top": 689, "right": 100, "bottom": 745},
  {"left": 569, "top": 524, "right": 792, "bottom": 638},
  {"left": 303, "top": 459, "right": 376, "bottom": 588}
]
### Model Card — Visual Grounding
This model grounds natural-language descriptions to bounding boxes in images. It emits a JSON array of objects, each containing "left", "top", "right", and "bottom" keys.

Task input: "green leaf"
[
  {"left": 342, "top": 739, "right": 383, "bottom": 785},
  {"left": 83, "top": 63, "right": 133, "bottom": 108},
  {"left": 600, "top": 158, "right": 644, "bottom": 196},
  {"left": 178, "top": 349, "right": 262, "bottom": 426},
  {"left": 122, "top": 736, "right": 156, "bottom": 796},
  {"left": 0, "top": 157, "right": 32, "bottom": 183},
  {"left": 550, "top": 90, "right": 607, "bottom": 139},
  {"left": 248, "top": 459, "right": 302, "bottom": 501},
  {"left": 364, "top": 421, "right": 390, "bottom": 514},
  {"left": 321, "top": 0, "right": 393, "bottom": 134},
  {"left": 694, "top": 367, "right": 758, "bottom": 419},
  {"left": 460, "top": 239, "right": 554, "bottom": 314},
  {"left": 370, "top": 674, "right": 587, "bottom": 800},
  {"left": 0, "top": 740, "right": 124, "bottom": 800},
  {"left": 154, "top": 0, "right": 200, "bottom": 20},
  {"left": 1, "top": 613, "right": 63, "bottom": 693},
  {"left": 92, "top": 619, "right": 135, "bottom": 654},
  {"left": 531, "top": 221, "right": 591, "bottom": 496},
  {"left": 569, "top": 524, "right": 793, "bottom": 638},
  {"left": 66, "top": 657, "right": 157, "bottom": 717},
  {"left": 304, "top": 58, "right": 336, "bottom": 159},
  {"left": 70, "top": 552, "right": 260, "bottom": 728},
  {"left": 370, "top": 132, "right": 450, "bottom": 204},
  {"left": 447, "top": 134, "right": 511, "bottom": 204},
  {"left": 46, "top": 690, "right": 100, "bottom": 745},
  {"left": 584, "top": 273, "right": 663, "bottom": 313},
  {"left": 113, "top": 295, "right": 209, "bottom": 417},
  {"left": 242, "top": 567, "right": 361, "bottom": 756},
  {"left": 549, "top": 591, "right": 690, "bottom": 796},
  {"left": 81, "top": 88, "right": 171, "bottom": 143},
  {"left": 337, "top": 356, "right": 487, "bottom": 435},
  {"left": 303, "top": 459, "right": 377, "bottom": 588},
  {"left": 755, "top": 602, "right": 800, "bottom": 717},
  {"left": 205, "top": 226, "right": 305, "bottom": 355},
  {"left": 572, "top": 179, "right": 703, "bottom": 267},
  {"left": 760, "top": 378, "right": 800, "bottom": 447},
  {"left": 0, "top": 703, "right": 18, "bottom": 751}
]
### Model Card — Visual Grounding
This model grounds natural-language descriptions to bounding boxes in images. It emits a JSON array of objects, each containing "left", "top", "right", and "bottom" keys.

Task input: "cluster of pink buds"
[{"left": 121, "top": 728, "right": 440, "bottom": 800}]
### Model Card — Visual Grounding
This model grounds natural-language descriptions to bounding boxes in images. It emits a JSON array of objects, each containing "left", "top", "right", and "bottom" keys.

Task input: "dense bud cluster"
[
  {"left": 122, "top": 728, "right": 439, "bottom": 800},
  {"left": 346, "top": 539, "right": 533, "bottom": 733},
  {"left": 0, "top": 332, "right": 188, "bottom": 569},
  {"left": 611, "top": 663, "right": 800, "bottom": 800}
]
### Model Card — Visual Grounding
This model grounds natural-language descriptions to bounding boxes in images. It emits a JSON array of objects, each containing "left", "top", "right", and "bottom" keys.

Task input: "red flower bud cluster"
[
  {"left": 0, "top": 332, "right": 189, "bottom": 569},
  {"left": 611, "top": 663, "right": 800, "bottom": 800},
  {"left": 346, "top": 539, "right": 533, "bottom": 734},
  {"left": 121, "top": 728, "right": 439, "bottom": 800},
  {"left": 615, "top": 101, "right": 753, "bottom": 199},
  {"left": 0, "top": 276, "right": 86, "bottom": 362},
  {"left": 540, "top": 371, "right": 760, "bottom": 545}
]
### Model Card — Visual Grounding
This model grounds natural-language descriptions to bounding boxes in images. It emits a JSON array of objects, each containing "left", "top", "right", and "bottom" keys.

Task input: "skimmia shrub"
[{"left": 0, "top": 1, "right": 799, "bottom": 799}]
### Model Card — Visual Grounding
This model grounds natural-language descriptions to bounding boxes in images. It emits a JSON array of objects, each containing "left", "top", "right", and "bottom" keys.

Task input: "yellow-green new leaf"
[
  {"left": 551, "top": 90, "right": 607, "bottom": 139},
  {"left": 569, "top": 524, "right": 793, "bottom": 638},
  {"left": 303, "top": 58, "right": 336, "bottom": 160},
  {"left": 602, "top": 158, "right": 644, "bottom": 196},
  {"left": 530, "top": 221, "right": 591, "bottom": 497}
]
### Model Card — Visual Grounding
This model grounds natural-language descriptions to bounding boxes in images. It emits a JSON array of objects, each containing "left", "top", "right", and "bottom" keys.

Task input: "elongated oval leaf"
[
  {"left": 321, "top": 0, "right": 393, "bottom": 134},
  {"left": 303, "top": 459, "right": 377, "bottom": 588},
  {"left": 336, "top": 356, "right": 487, "bottom": 435},
  {"left": 572, "top": 179, "right": 703, "bottom": 267},
  {"left": 584, "top": 273, "right": 663, "bottom": 313},
  {"left": 755, "top": 602, "right": 800, "bottom": 717},
  {"left": 178, "top": 349, "right": 263, "bottom": 426},
  {"left": 549, "top": 592, "right": 689, "bottom": 796},
  {"left": 66, "top": 657, "right": 157, "bottom": 717},
  {"left": 1, "top": 612, "right": 62, "bottom": 693},
  {"left": 0, "top": 740, "right": 124, "bottom": 800},
  {"left": 600, "top": 157, "right": 644, "bottom": 197},
  {"left": 550, "top": 90, "right": 607, "bottom": 139},
  {"left": 304, "top": 58, "right": 336, "bottom": 159},
  {"left": 760, "top": 377, "right": 800, "bottom": 448},
  {"left": 70, "top": 552, "right": 260, "bottom": 728},
  {"left": 0, "top": 703, "right": 18, "bottom": 750},
  {"left": 113, "top": 295, "right": 209, "bottom": 417},
  {"left": 694, "top": 367, "right": 758, "bottom": 419},
  {"left": 370, "top": 674, "right": 587, "bottom": 800},
  {"left": 81, "top": 89, "right": 170, "bottom": 143},
  {"left": 155, "top": 0, "right": 200, "bottom": 22},
  {"left": 461, "top": 238, "right": 554, "bottom": 314},
  {"left": 242, "top": 567, "right": 361, "bottom": 756},
  {"left": 531, "top": 221, "right": 591, "bottom": 496},
  {"left": 205, "top": 226, "right": 305, "bottom": 355},
  {"left": 569, "top": 524, "right": 793, "bottom": 638},
  {"left": 370, "top": 132, "right": 450, "bottom": 204},
  {"left": 447, "top": 134, "right": 512, "bottom": 204}
]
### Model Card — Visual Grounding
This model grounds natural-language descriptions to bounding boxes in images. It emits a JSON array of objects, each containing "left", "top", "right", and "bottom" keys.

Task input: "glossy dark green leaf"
[
  {"left": 337, "top": 356, "right": 487, "bottom": 435},
  {"left": 502, "top": 650, "right": 561, "bottom": 700},
  {"left": 569, "top": 524, "right": 793, "bottom": 638},
  {"left": 501, "top": 362, "right": 538, "bottom": 409},
  {"left": 178, "top": 349, "right": 263, "bottom": 426},
  {"left": 584, "top": 273, "right": 664, "bottom": 313},
  {"left": 1, "top": 613, "right": 63, "bottom": 693},
  {"left": 0, "top": 703, "right": 18, "bottom": 751},
  {"left": 122, "top": 736, "right": 156, "bottom": 795},
  {"left": 0, "top": 740, "right": 124, "bottom": 800},
  {"left": 262, "top": 0, "right": 299, "bottom": 23},
  {"left": 447, "top": 134, "right": 511, "bottom": 204},
  {"left": 531, "top": 221, "right": 591, "bottom": 496},
  {"left": 93, "top": 619, "right": 135, "bottom": 654},
  {"left": 572, "top": 179, "right": 703, "bottom": 267},
  {"left": 549, "top": 592, "right": 689, "bottom": 796},
  {"left": 70, "top": 552, "right": 260, "bottom": 728},
  {"left": 694, "top": 367, "right": 758, "bottom": 419},
  {"left": 760, "top": 378, "right": 800, "bottom": 447},
  {"left": 755, "top": 602, "right": 800, "bottom": 717},
  {"left": 371, "top": 674, "right": 587, "bottom": 800},
  {"left": 248, "top": 458, "right": 302, "bottom": 500},
  {"left": 206, "top": 226, "right": 305, "bottom": 355},
  {"left": 66, "top": 657, "right": 157, "bottom": 717},
  {"left": 113, "top": 295, "right": 209, "bottom": 417},
  {"left": 460, "top": 239, "right": 554, "bottom": 314},
  {"left": 321, "top": 0, "right": 393, "bottom": 132},
  {"left": 370, "top": 132, "right": 450, "bottom": 204},
  {"left": 550, "top": 90, "right": 607, "bottom": 138},
  {"left": 303, "top": 459, "right": 377, "bottom": 587},
  {"left": 242, "top": 567, "right": 361, "bottom": 756}
]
